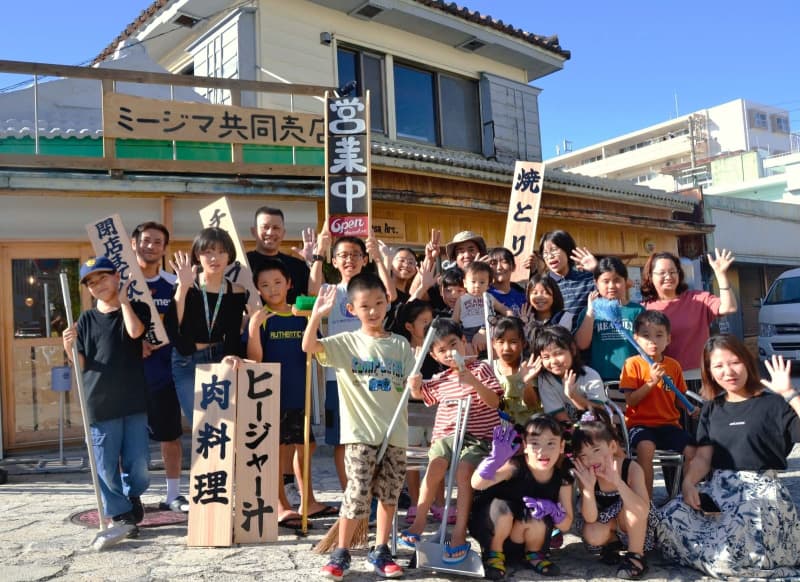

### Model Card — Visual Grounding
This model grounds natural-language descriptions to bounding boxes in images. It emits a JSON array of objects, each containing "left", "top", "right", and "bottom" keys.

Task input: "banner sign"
[
  {"left": 325, "top": 92, "right": 371, "bottom": 237},
  {"left": 86, "top": 214, "right": 169, "bottom": 346},
  {"left": 503, "top": 161, "right": 544, "bottom": 281},
  {"left": 199, "top": 197, "right": 261, "bottom": 312},
  {"left": 103, "top": 93, "right": 324, "bottom": 147}
]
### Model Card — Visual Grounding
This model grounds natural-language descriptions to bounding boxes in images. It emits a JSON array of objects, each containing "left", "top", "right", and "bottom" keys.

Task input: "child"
[
  {"left": 575, "top": 257, "right": 644, "bottom": 382},
  {"left": 245, "top": 260, "right": 335, "bottom": 528},
  {"left": 436, "top": 267, "right": 466, "bottom": 318},
  {"left": 452, "top": 261, "right": 511, "bottom": 352},
  {"left": 521, "top": 274, "right": 573, "bottom": 348},
  {"left": 572, "top": 409, "right": 655, "bottom": 580},
  {"left": 533, "top": 325, "right": 606, "bottom": 425},
  {"left": 308, "top": 231, "right": 395, "bottom": 490},
  {"left": 165, "top": 227, "right": 246, "bottom": 428},
  {"left": 491, "top": 316, "right": 542, "bottom": 426},
  {"left": 401, "top": 319, "right": 504, "bottom": 564},
  {"left": 303, "top": 273, "right": 415, "bottom": 580},
  {"left": 620, "top": 310, "right": 696, "bottom": 497},
  {"left": 486, "top": 247, "right": 527, "bottom": 316},
  {"left": 62, "top": 256, "right": 151, "bottom": 535},
  {"left": 470, "top": 415, "right": 574, "bottom": 579}
]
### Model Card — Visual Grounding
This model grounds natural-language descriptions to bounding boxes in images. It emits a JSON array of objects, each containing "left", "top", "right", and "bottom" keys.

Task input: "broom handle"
[
  {"left": 611, "top": 321, "right": 695, "bottom": 412},
  {"left": 60, "top": 272, "right": 108, "bottom": 531},
  {"left": 483, "top": 292, "right": 493, "bottom": 369}
]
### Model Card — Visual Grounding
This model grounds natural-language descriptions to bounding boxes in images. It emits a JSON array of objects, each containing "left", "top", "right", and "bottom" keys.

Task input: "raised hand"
[
  {"left": 365, "top": 234, "right": 381, "bottom": 262},
  {"left": 312, "top": 284, "right": 337, "bottom": 318},
  {"left": 571, "top": 247, "right": 597, "bottom": 272},
  {"left": 169, "top": 250, "right": 196, "bottom": 289},
  {"left": 594, "top": 455, "right": 622, "bottom": 486},
  {"left": 292, "top": 227, "right": 317, "bottom": 264},
  {"left": 315, "top": 227, "right": 332, "bottom": 256},
  {"left": 425, "top": 229, "right": 441, "bottom": 263},
  {"left": 476, "top": 424, "right": 520, "bottom": 479},
  {"left": 586, "top": 290, "right": 600, "bottom": 317},
  {"left": 417, "top": 257, "right": 436, "bottom": 291},
  {"left": 119, "top": 277, "right": 132, "bottom": 304},
  {"left": 761, "top": 355, "right": 794, "bottom": 398},
  {"left": 247, "top": 306, "right": 275, "bottom": 335},
  {"left": 707, "top": 247, "right": 734, "bottom": 276},
  {"left": 520, "top": 354, "right": 542, "bottom": 384},
  {"left": 571, "top": 457, "right": 597, "bottom": 490},
  {"left": 563, "top": 369, "right": 578, "bottom": 399}
]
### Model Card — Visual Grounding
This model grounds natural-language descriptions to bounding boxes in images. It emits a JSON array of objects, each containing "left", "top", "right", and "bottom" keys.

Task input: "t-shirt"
[
  {"left": 489, "top": 285, "right": 526, "bottom": 317},
  {"left": 317, "top": 330, "right": 415, "bottom": 447},
  {"left": 143, "top": 270, "right": 176, "bottom": 392},
  {"left": 492, "top": 360, "right": 543, "bottom": 425},
  {"left": 697, "top": 391, "right": 800, "bottom": 471},
  {"left": 643, "top": 290, "right": 720, "bottom": 371},
  {"left": 243, "top": 307, "right": 307, "bottom": 410},
  {"left": 620, "top": 355, "right": 687, "bottom": 428},
  {"left": 538, "top": 366, "right": 606, "bottom": 422},
  {"left": 548, "top": 268, "right": 595, "bottom": 322},
  {"left": 458, "top": 293, "right": 486, "bottom": 331},
  {"left": 420, "top": 360, "right": 504, "bottom": 441},
  {"left": 576, "top": 302, "right": 645, "bottom": 381},
  {"left": 247, "top": 250, "right": 309, "bottom": 304},
  {"left": 76, "top": 302, "right": 150, "bottom": 423}
]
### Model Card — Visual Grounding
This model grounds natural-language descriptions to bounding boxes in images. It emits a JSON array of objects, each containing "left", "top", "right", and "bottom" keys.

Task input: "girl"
[
  {"left": 165, "top": 227, "right": 246, "bottom": 428},
  {"left": 572, "top": 409, "right": 655, "bottom": 580},
  {"left": 491, "top": 316, "right": 542, "bottom": 426},
  {"left": 521, "top": 274, "right": 573, "bottom": 348},
  {"left": 470, "top": 415, "right": 574, "bottom": 579},
  {"left": 574, "top": 257, "right": 644, "bottom": 382},
  {"left": 533, "top": 325, "right": 606, "bottom": 424},
  {"left": 486, "top": 247, "right": 527, "bottom": 316},
  {"left": 657, "top": 335, "right": 800, "bottom": 579},
  {"left": 390, "top": 247, "right": 419, "bottom": 295}
]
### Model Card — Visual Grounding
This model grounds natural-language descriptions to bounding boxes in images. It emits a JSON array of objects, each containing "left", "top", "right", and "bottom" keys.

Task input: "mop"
[
  {"left": 314, "top": 319, "right": 439, "bottom": 553},
  {"left": 59, "top": 272, "right": 135, "bottom": 550}
]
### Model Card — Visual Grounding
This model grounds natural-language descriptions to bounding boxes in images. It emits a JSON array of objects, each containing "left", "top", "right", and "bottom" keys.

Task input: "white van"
[{"left": 758, "top": 267, "right": 800, "bottom": 363}]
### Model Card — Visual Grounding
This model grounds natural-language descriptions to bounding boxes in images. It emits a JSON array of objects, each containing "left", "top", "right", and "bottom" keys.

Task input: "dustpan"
[{"left": 416, "top": 396, "right": 484, "bottom": 577}]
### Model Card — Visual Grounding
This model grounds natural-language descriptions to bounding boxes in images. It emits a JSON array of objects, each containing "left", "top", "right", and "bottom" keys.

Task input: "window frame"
[{"left": 335, "top": 45, "right": 387, "bottom": 135}]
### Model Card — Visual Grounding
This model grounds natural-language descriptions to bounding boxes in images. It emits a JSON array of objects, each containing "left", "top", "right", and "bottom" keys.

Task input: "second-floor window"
[
  {"left": 753, "top": 111, "right": 769, "bottom": 129},
  {"left": 337, "top": 47, "right": 385, "bottom": 134}
]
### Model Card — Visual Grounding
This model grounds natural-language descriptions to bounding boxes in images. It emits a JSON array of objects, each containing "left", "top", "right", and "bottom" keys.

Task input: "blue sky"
[{"left": 1, "top": 0, "right": 798, "bottom": 157}]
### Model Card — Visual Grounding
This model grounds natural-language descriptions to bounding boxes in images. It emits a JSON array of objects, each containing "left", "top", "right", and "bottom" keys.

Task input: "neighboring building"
[
  {"left": 548, "top": 98, "right": 794, "bottom": 192},
  {"left": 0, "top": 0, "right": 710, "bottom": 452}
]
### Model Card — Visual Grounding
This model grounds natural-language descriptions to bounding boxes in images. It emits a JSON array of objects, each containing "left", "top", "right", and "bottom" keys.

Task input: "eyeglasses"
[
  {"left": 541, "top": 249, "right": 561, "bottom": 258},
  {"left": 653, "top": 270, "right": 679, "bottom": 278},
  {"left": 395, "top": 258, "right": 417, "bottom": 266},
  {"left": 335, "top": 252, "right": 363, "bottom": 260}
]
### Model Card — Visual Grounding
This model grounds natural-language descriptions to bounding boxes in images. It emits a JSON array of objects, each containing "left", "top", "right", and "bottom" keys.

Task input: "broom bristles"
[
  {"left": 313, "top": 518, "right": 370, "bottom": 553},
  {"left": 592, "top": 298, "right": 622, "bottom": 323}
]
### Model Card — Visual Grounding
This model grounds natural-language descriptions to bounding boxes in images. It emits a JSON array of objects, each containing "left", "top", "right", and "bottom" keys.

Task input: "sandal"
[
  {"left": 525, "top": 550, "right": 559, "bottom": 576},
  {"left": 483, "top": 550, "right": 506, "bottom": 580},
  {"left": 397, "top": 530, "right": 421, "bottom": 550},
  {"left": 617, "top": 551, "right": 648, "bottom": 580},
  {"left": 442, "top": 540, "right": 471, "bottom": 564},
  {"left": 405, "top": 505, "right": 417, "bottom": 524},
  {"left": 600, "top": 540, "right": 623, "bottom": 565},
  {"left": 431, "top": 504, "right": 457, "bottom": 524}
]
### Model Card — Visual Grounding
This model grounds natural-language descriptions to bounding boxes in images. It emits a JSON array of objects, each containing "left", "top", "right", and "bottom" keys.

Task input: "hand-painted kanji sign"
[
  {"left": 102, "top": 93, "right": 324, "bottom": 147},
  {"left": 325, "top": 92, "right": 371, "bottom": 237},
  {"left": 503, "top": 161, "right": 544, "bottom": 281},
  {"left": 85, "top": 214, "right": 169, "bottom": 346},
  {"left": 199, "top": 197, "right": 261, "bottom": 312}
]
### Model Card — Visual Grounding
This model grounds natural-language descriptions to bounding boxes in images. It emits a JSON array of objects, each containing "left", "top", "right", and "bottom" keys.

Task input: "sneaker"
[
  {"left": 129, "top": 496, "right": 144, "bottom": 524},
  {"left": 367, "top": 544, "right": 403, "bottom": 578},
  {"left": 111, "top": 511, "right": 140, "bottom": 538},
  {"left": 285, "top": 481, "right": 301, "bottom": 508},
  {"left": 321, "top": 548, "right": 351, "bottom": 581},
  {"left": 158, "top": 495, "right": 190, "bottom": 513}
]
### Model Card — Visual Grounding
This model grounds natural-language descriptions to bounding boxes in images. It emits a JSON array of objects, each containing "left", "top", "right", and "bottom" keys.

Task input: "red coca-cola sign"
[{"left": 329, "top": 214, "right": 369, "bottom": 237}]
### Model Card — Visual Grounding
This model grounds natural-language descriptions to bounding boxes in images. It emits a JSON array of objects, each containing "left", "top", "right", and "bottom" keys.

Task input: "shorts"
[
  {"left": 280, "top": 409, "right": 315, "bottom": 446},
  {"left": 429, "top": 433, "right": 491, "bottom": 467},
  {"left": 325, "top": 380, "right": 341, "bottom": 446},
  {"left": 146, "top": 384, "right": 182, "bottom": 442},
  {"left": 629, "top": 424, "right": 694, "bottom": 453},
  {"left": 408, "top": 426, "right": 430, "bottom": 447},
  {"left": 341, "top": 443, "right": 406, "bottom": 520}
]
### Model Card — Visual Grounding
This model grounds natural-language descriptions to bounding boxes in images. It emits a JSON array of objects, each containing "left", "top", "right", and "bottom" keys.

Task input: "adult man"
[
  {"left": 247, "top": 207, "right": 310, "bottom": 304},
  {"left": 445, "top": 230, "right": 487, "bottom": 270},
  {"left": 131, "top": 222, "right": 187, "bottom": 512}
]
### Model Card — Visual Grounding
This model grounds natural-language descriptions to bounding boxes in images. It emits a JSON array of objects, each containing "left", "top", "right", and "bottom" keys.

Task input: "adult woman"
[
  {"left": 165, "top": 227, "right": 245, "bottom": 427},
  {"left": 385, "top": 247, "right": 418, "bottom": 331},
  {"left": 538, "top": 230, "right": 596, "bottom": 321},
  {"left": 656, "top": 335, "right": 800, "bottom": 579},
  {"left": 640, "top": 249, "right": 736, "bottom": 373}
]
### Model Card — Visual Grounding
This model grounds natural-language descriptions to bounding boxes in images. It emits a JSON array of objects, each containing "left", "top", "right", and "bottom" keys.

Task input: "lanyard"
[{"left": 200, "top": 281, "right": 225, "bottom": 339}]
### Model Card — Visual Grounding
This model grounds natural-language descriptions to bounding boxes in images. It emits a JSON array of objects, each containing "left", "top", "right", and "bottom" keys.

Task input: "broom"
[
  {"left": 592, "top": 298, "right": 695, "bottom": 413},
  {"left": 314, "top": 320, "right": 439, "bottom": 553}
]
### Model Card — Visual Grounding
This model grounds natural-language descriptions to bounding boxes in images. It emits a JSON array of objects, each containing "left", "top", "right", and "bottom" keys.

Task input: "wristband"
[
  {"left": 718, "top": 287, "right": 730, "bottom": 290},
  {"left": 311, "top": 254, "right": 325, "bottom": 263},
  {"left": 784, "top": 390, "right": 800, "bottom": 404}
]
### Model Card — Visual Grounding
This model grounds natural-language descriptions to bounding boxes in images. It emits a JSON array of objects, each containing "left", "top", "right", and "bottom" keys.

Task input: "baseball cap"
[{"left": 79, "top": 256, "right": 117, "bottom": 284}]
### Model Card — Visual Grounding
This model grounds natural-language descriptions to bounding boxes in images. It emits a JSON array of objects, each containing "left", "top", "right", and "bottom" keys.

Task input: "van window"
[{"left": 764, "top": 276, "right": 800, "bottom": 305}]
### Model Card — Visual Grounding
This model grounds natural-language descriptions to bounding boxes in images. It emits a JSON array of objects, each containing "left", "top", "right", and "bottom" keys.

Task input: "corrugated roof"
[{"left": 93, "top": 0, "right": 569, "bottom": 65}]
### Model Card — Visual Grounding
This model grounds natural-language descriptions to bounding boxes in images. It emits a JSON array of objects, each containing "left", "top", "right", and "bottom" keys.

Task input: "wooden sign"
[
  {"left": 187, "top": 363, "right": 237, "bottom": 547},
  {"left": 102, "top": 93, "right": 324, "bottom": 147},
  {"left": 503, "top": 161, "right": 544, "bottom": 281},
  {"left": 325, "top": 91, "right": 371, "bottom": 237},
  {"left": 372, "top": 218, "right": 406, "bottom": 241},
  {"left": 86, "top": 214, "right": 169, "bottom": 346},
  {"left": 233, "top": 363, "right": 281, "bottom": 543},
  {"left": 199, "top": 196, "right": 261, "bottom": 311}
]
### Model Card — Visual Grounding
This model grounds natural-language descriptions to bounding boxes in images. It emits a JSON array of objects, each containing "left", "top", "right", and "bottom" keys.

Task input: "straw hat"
[{"left": 445, "top": 231, "right": 487, "bottom": 261}]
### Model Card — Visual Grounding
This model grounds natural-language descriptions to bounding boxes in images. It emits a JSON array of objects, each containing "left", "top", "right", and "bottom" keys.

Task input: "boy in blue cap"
[{"left": 62, "top": 256, "right": 151, "bottom": 536}]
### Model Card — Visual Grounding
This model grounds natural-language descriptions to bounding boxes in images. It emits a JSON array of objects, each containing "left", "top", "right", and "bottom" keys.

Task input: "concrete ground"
[{"left": 1, "top": 437, "right": 799, "bottom": 582}]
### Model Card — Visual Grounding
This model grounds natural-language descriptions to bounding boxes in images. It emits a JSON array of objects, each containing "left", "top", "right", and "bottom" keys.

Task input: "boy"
[
  {"left": 620, "top": 310, "right": 696, "bottom": 496},
  {"left": 401, "top": 319, "right": 503, "bottom": 565},
  {"left": 308, "top": 230, "right": 395, "bottom": 490},
  {"left": 452, "top": 261, "right": 510, "bottom": 353},
  {"left": 62, "top": 256, "right": 151, "bottom": 536},
  {"left": 303, "top": 274, "right": 415, "bottom": 580},
  {"left": 245, "top": 260, "right": 336, "bottom": 527}
]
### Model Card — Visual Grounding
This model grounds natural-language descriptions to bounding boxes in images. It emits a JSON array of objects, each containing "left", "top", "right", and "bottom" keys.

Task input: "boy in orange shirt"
[{"left": 620, "top": 310, "right": 696, "bottom": 497}]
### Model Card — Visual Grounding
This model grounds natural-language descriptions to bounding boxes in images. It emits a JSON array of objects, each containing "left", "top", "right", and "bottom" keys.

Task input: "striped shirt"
[
  {"left": 421, "top": 360, "right": 503, "bottom": 442},
  {"left": 548, "top": 267, "right": 595, "bottom": 321}
]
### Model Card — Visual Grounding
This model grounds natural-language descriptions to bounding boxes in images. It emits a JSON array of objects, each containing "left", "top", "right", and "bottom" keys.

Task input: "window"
[
  {"left": 394, "top": 63, "right": 437, "bottom": 143},
  {"left": 753, "top": 111, "right": 769, "bottom": 129},
  {"left": 336, "top": 47, "right": 385, "bottom": 133},
  {"left": 775, "top": 116, "right": 790, "bottom": 133}
]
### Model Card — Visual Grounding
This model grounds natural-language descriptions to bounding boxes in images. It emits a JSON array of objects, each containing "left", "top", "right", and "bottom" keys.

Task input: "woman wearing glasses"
[
  {"left": 640, "top": 250, "right": 736, "bottom": 375},
  {"left": 538, "top": 230, "right": 597, "bottom": 322}
]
